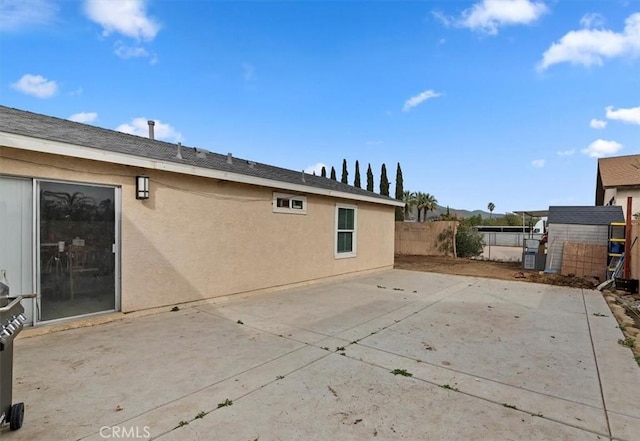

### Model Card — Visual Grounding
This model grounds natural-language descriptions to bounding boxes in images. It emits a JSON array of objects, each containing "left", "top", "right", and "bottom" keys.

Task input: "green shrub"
[{"left": 455, "top": 224, "right": 484, "bottom": 258}]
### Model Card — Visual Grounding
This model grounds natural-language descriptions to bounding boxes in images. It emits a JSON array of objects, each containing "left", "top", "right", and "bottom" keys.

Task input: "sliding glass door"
[{"left": 39, "top": 181, "right": 117, "bottom": 321}]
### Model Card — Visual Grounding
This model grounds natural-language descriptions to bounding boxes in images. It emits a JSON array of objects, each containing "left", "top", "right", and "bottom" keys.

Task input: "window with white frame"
[
  {"left": 335, "top": 204, "right": 357, "bottom": 258},
  {"left": 272, "top": 192, "right": 307, "bottom": 214}
]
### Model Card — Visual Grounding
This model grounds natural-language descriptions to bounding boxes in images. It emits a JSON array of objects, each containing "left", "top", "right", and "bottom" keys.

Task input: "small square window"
[{"left": 273, "top": 192, "right": 307, "bottom": 214}]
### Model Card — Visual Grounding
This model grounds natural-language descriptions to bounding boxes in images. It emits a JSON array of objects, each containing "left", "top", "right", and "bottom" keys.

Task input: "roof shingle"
[
  {"left": 548, "top": 205, "right": 624, "bottom": 226},
  {"left": 0, "top": 105, "right": 397, "bottom": 204},
  {"left": 598, "top": 154, "right": 640, "bottom": 188}
]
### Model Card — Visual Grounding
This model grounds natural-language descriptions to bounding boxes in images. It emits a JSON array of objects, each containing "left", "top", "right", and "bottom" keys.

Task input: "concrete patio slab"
[{"left": 3, "top": 269, "right": 639, "bottom": 441}]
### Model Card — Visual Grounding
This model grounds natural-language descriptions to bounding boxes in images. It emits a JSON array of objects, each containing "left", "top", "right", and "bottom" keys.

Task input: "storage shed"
[{"left": 544, "top": 206, "right": 624, "bottom": 278}]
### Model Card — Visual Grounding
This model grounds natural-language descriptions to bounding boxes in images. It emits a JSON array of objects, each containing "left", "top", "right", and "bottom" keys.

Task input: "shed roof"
[
  {"left": 0, "top": 105, "right": 403, "bottom": 207},
  {"left": 597, "top": 154, "right": 640, "bottom": 188},
  {"left": 547, "top": 205, "right": 624, "bottom": 226}
]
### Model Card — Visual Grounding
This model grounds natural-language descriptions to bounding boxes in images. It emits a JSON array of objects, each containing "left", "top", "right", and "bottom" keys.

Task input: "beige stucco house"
[
  {"left": 0, "top": 105, "right": 402, "bottom": 326},
  {"left": 596, "top": 154, "right": 640, "bottom": 219}
]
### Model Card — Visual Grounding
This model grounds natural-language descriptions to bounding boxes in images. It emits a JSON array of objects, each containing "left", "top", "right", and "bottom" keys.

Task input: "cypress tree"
[
  {"left": 366, "top": 163, "right": 374, "bottom": 192},
  {"left": 354, "top": 160, "right": 361, "bottom": 188},
  {"left": 330, "top": 166, "right": 337, "bottom": 180},
  {"left": 341, "top": 159, "right": 348, "bottom": 184},
  {"left": 380, "top": 163, "right": 389, "bottom": 196},
  {"left": 321, "top": 166, "right": 327, "bottom": 178},
  {"left": 394, "top": 163, "right": 404, "bottom": 221}
]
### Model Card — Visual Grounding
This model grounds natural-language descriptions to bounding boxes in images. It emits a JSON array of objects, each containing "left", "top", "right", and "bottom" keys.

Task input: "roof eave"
[{"left": 0, "top": 131, "right": 404, "bottom": 208}]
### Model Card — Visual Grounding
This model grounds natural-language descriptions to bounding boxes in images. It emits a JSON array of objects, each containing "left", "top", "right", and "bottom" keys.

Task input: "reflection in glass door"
[{"left": 39, "top": 181, "right": 116, "bottom": 321}]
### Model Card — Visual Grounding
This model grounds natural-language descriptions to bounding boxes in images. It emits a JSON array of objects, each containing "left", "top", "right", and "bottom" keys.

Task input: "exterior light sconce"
[{"left": 136, "top": 175, "right": 150, "bottom": 200}]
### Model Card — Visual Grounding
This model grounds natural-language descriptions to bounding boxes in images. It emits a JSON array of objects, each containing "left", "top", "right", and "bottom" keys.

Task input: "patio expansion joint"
[
  {"left": 78, "top": 337, "right": 326, "bottom": 441},
  {"left": 581, "top": 288, "right": 613, "bottom": 440},
  {"left": 337, "top": 346, "right": 612, "bottom": 440},
  {"left": 147, "top": 350, "right": 335, "bottom": 441}
]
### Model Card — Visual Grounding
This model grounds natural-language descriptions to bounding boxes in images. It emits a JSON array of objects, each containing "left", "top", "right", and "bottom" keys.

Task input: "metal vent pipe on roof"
[
  {"left": 176, "top": 142, "right": 183, "bottom": 160},
  {"left": 148, "top": 120, "right": 155, "bottom": 140},
  {"left": 227, "top": 153, "right": 233, "bottom": 165}
]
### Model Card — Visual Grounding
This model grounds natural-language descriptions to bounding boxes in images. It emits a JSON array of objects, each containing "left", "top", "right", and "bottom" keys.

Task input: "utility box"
[{"left": 523, "top": 239, "right": 546, "bottom": 270}]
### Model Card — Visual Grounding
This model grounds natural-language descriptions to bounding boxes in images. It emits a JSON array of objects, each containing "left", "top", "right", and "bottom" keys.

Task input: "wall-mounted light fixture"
[{"left": 136, "top": 175, "right": 150, "bottom": 200}]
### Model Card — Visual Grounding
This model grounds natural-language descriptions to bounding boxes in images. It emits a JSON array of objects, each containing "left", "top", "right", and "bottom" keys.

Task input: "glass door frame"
[{"left": 34, "top": 178, "right": 121, "bottom": 325}]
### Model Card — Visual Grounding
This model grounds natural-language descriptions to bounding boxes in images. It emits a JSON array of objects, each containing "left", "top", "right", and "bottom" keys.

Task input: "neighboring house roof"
[
  {"left": 0, "top": 105, "right": 403, "bottom": 207},
  {"left": 547, "top": 205, "right": 624, "bottom": 226},
  {"left": 595, "top": 154, "right": 640, "bottom": 205},
  {"left": 597, "top": 154, "right": 640, "bottom": 188}
]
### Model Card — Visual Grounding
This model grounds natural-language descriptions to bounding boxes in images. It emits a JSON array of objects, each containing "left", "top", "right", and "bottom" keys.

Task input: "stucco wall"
[
  {"left": 607, "top": 189, "right": 640, "bottom": 220},
  {"left": 1, "top": 147, "right": 395, "bottom": 312}
]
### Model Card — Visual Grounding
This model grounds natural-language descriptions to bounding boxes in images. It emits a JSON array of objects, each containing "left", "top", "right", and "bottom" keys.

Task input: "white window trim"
[
  {"left": 272, "top": 192, "right": 307, "bottom": 214},
  {"left": 335, "top": 203, "right": 357, "bottom": 259}
]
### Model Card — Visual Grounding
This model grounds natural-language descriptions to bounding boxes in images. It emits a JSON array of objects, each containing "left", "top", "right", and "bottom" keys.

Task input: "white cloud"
[
  {"left": 0, "top": 0, "right": 57, "bottom": 31},
  {"left": 114, "top": 41, "right": 149, "bottom": 59},
  {"left": 242, "top": 63, "right": 256, "bottom": 81},
  {"left": 531, "top": 159, "right": 545, "bottom": 168},
  {"left": 581, "top": 139, "right": 623, "bottom": 158},
  {"left": 557, "top": 149, "right": 575, "bottom": 157},
  {"left": 304, "top": 163, "right": 327, "bottom": 175},
  {"left": 605, "top": 105, "right": 640, "bottom": 125},
  {"left": 538, "top": 12, "right": 640, "bottom": 70},
  {"left": 580, "top": 13, "right": 605, "bottom": 29},
  {"left": 590, "top": 118, "right": 607, "bottom": 129},
  {"left": 403, "top": 90, "right": 442, "bottom": 112},
  {"left": 68, "top": 112, "right": 98, "bottom": 123},
  {"left": 436, "top": 0, "right": 548, "bottom": 35},
  {"left": 11, "top": 74, "right": 57, "bottom": 98},
  {"left": 84, "top": 0, "right": 160, "bottom": 41},
  {"left": 116, "top": 118, "right": 182, "bottom": 142}
]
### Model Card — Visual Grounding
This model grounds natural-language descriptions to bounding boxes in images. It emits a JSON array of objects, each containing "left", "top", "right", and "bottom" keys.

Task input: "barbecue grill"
[{"left": 0, "top": 273, "right": 26, "bottom": 431}]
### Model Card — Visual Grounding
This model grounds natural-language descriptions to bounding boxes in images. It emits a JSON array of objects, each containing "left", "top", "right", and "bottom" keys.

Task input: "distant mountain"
[
  {"left": 431, "top": 204, "right": 504, "bottom": 219},
  {"left": 409, "top": 204, "right": 504, "bottom": 220}
]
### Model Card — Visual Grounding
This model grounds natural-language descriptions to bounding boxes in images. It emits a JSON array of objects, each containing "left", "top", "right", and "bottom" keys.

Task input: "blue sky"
[{"left": 1, "top": 0, "right": 639, "bottom": 214}]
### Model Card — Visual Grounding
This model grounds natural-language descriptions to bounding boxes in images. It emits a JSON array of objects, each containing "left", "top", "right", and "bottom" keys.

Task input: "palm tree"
[
  {"left": 402, "top": 191, "right": 417, "bottom": 220},
  {"left": 415, "top": 192, "right": 437, "bottom": 222},
  {"left": 488, "top": 202, "right": 495, "bottom": 219},
  {"left": 414, "top": 192, "right": 425, "bottom": 222},
  {"left": 422, "top": 193, "right": 438, "bottom": 221}
]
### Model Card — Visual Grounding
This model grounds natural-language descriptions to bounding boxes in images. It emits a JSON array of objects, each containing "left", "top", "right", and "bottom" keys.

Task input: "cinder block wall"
[{"left": 394, "top": 221, "right": 458, "bottom": 256}]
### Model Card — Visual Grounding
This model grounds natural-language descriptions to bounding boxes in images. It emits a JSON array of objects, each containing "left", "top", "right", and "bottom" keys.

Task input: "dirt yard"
[{"left": 394, "top": 255, "right": 597, "bottom": 289}]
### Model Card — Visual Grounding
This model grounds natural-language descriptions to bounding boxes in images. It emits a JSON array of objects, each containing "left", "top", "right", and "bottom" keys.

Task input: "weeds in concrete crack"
[
  {"left": 392, "top": 288, "right": 404, "bottom": 291},
  {"left": 336, "top": 346, "right": 345, "bottom": 351},
  {"left": 171, "top": 306, "right": 180, "bottom": 312},
  {"left": 618, "top": 324, "right": 626, "bottom": 331},
  {"left": 321, "top": 346, "right": 330, "bottom": 351},
  {"left": 377, "top": 285, "right": 386, "bottom": 289},
  {"left": 531, "top": 412, "right": 543, "bottom": 417},
  {"left": 217, "top": 399, "right": 233, "bottom": 408},
  {"left": 503, "top": 404, "right": 517, "bottom": 409},
  {"left": 195, "top": 411, "right": 207, "bottom": 419},
  {"left": 276, "top": 375, "right": 285, "bottom": 380},
  {"left": 175, "top": 421, "right": 189, "bottom": 428},
  {"left": 592, "top": 312, "right": 607, "bottom": 317},
  {"left": 236, "top": 320, "right": 244, "bottom": 325},
  {"left": 440, "top": 384, "right": 458, "bottom": 391},
  {"left": 390, "top": 369, "right": 413, "bottom": 377},
  {"left": 618, "top": 337, "right": 636, "bottom": 347}
]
